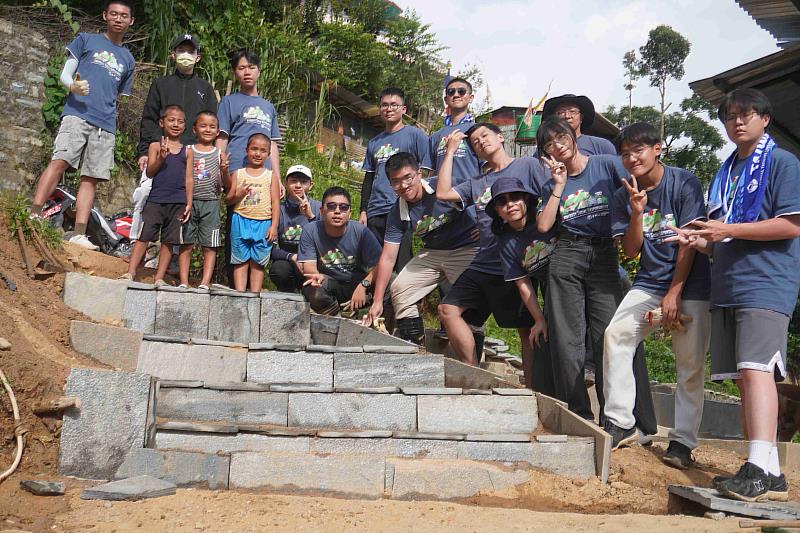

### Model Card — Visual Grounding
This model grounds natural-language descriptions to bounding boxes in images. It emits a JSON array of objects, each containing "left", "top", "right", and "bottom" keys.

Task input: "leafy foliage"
[
  {"left": 315, "top": 21, "right": 390, "bottom": 98},
  {"left": 41, "top": 54, "right": 70, "bottom": 132},
  {"left": 0, "top": 193, "right": 63, "bottom": 250}
]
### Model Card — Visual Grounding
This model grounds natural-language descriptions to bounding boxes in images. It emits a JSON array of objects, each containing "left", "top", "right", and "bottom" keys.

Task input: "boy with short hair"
[
  {"left": 603, "top": 122, "right": 710, "bottom": 461},
  {"left": 673, "top": 88, "right": 800, "bottom": 502},
  {"left": 299, "top": 187, "right": 383, "bottom": 315},
  {"left": 429, "top": 77, "right": 481, "bottom": 182},
  {"left": 122, "top": 105, "right": 188, "bottom": 284},
  {"left": 30, "top": 0, "right": 136, "bottom": 250}
]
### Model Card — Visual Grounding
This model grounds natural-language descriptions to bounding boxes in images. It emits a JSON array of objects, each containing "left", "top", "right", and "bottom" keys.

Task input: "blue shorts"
[{"left": 230, "top": 213, "right": 273, "bottom": 266}]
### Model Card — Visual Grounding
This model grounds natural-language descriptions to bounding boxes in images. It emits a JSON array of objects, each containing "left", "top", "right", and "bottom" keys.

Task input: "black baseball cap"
[{"left": 171, "top": 33, "right": 200, "bottom": 51}]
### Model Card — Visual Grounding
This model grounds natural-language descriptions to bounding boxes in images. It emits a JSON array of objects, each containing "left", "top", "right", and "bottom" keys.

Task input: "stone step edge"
[
  {"left": 154, "top": 419, "right": 567, "bottom": 443},
  {"left": 157, "top": 379, "right": 530, "bottom": 397}
]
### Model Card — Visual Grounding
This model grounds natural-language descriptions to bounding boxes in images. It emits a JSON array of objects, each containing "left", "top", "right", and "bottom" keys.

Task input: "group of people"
[{"left": 29, "top": 1, "right": 800, "bottom": 504}]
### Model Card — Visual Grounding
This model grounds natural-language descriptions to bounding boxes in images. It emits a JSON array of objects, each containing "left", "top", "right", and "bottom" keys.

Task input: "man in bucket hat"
[{"left": 542, "top": 94, "right": 616, "bottom": 156}]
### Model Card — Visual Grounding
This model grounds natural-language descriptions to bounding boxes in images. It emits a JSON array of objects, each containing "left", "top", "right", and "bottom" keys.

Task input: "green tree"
[
  {"left": 315, "top": 21, "right": 390, "bottom": 97},
  {"left": 622, "top": 49, "right": 642, "bottom": 124},
  {"left": 637, "top": 25, "right": 691, "bottom": 141}
]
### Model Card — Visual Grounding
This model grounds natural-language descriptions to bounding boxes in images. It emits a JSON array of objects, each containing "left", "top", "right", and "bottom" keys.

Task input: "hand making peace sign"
[{"left": 621, "top": 174, "right": 648, "bottom": 214}]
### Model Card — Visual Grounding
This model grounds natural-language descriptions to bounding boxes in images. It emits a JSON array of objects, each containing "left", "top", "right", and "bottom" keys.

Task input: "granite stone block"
[
  {"left": 154, "top": 291, "right": 210, "bottom": 339},
  {"left": 81, "top": 475, "right": 176, "bottom": 501},
  {"left": 123, "top": 288, "right": 157, "bottom": 334},
  {"left": 388, "top": 459, "right": 530, "bottom": 500},
  {"left": 335, "top": 319, "right": 410, "bottom": 347},
  {"left": 259, "top": 297, "right": 310, "bottom": 345},
  {"left": 62, "top": 272, "right": 128, "bottom": 322},
  {"left": 310, "top": 436, "right": 461, "bottom": 460},
  {"left": 156, "top": 388, "right": 288, "bottom": 425},
  {"left": 208, "top": 293, "right": 260, "bottom": 344},
  {"left": 69, "top": 320, "right": 142, "bottom": 371},
  {"left": 59, "top": 369, "right": 152, "bottom": 480},
  {"left": 333, "top": 353, "right": 444, "bottom": 388},
  {"left": 417, "top": 395, "right": 537, "bottom": 434},
  {"left": 288, "top": 393, "right": 417, "bottom": 431},
  {"left": 156, "top": 431, "right": 310, "bottom": 455},
  {"left": 310, "top": 314, "right": 340, "bottom": 345},
  {"left": 113, "top": 448, "right": 230, "bottom": 489},
  {"left": 137, "top": 341, "right": 247, "bottom": 382},
  {"left": 247, "top": 351, "right": 333, "bottom": 387}
]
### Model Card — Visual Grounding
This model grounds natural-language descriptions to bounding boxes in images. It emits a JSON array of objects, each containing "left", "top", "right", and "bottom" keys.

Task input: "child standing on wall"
[
  {"left": 226, "top": 133, "right": 280, "bottom": 292},
  {"left": 121, "top": 105, "right": 188, "bottom": 284},
  {"left": 178, "top": 111, "right": 229, "bottom": 289}
]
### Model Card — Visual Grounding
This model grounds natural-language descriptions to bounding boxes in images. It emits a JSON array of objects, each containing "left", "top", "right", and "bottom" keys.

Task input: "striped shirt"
[{"left": 190, "top": 145, "right": 222, "bottom": 201}]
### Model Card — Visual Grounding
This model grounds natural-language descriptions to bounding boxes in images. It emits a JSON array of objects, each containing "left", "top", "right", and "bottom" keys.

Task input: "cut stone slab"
[
  {"left": 310, "top": 314, "right": 339, "bottom": 345},
  {"left": 458, "top": 438, "right": 595, "bottom": 479},
  {"left": 310, "top": 437, "right": 459, "bottom": 460},
  {"left": 62, "top": 272, "right": 128, "bottom": 322},
  {"left": 208, "top": 293, "right": 260, "bottom": 344},
  {"left": 204, "top": 381, "right": 270, "bottom": 392},
  {"left": 123, "top": 288, "right": 157, "bottom": 334},
  {"left": 137, "top": 341, "right": 247, "bottom": 382},
  {"left": 81, "top": 475, "right": 176, "bottom": 501},
  {"left": 401, "top": 387, "right": 462, "bottom": 395},
  {"left": 393, "top": 432, "right": 465, "bottom": 441},
  {"left": 317, "top": 430, "right": 393, "bottom": 438},
  {"left": 269, "top": 384, "right": 333, "bottom": 392},
  {"left": 59, "top": 369, "right": 152, "bottom": 480},
  {"left": 417, "top": 395, "right": 537, "bottom": 434},
  {"left": 156, "top": 431, "right": 310, "bottom": 455},
  {"left": 229, "top": 452, "right": 385, "bottom": 499},
  {"left": 362, "top": 344, "right": 418, "bottom": 354},
  {"left": 157, "top": 388, "right": 288, "bottom": 425},
  {"left": 192, "top": 338, "right": 248, "bottom": 348},
  {"left": 159, "top": 380, "right": 204, "bottom": 388},
  {"left": 289, "top": 393, "right": 417, "bottom": 431},
  {"left": 668, "top": 485, "right": 800, "bottom": 520},
  {"left": 154, "top": 291, "right": 210, "bottom": 339},
  {"left": 333, "top": 353, "right": 444, "bottom": 388},
  {"left": 388, "top": 459, "right": 530, "bottom": 500},
  {"left": 20, "top": 480, "right": 65, "bottom": 496},
  {"left": 307, "top": 344, "right": 363, "bottom": 353},
  {"left": 156, "top": 421, "right": 239, "bottom": 433},
  {"left": 247, "top": 350, "right": 333, "bottom": 388},
  {"left": 464, "top": 434, "right": 531, "bottom": 442},
  {"left": 260, "top": 291, "right": 306, "bottom": 302},
  {"left": 463, "top": 389, "right": 492, "bottom": 395},
  {"left": 536, "top": 434, "right": 568, "bottom": 443},
  {"left": 335, "top": 387, "right": 400, "bottom": 394},
  {"left": 335, "top": 319, "right": 411, "bottom": 347},
  {"left": 259, "top": 297, "right": 310, "bottom": 345},
  {"left": 248, "top": 342, "right": 305, "bottom": 351},
  {"left": 443, "top": 358, "right": 514, "bottom": 390},
  {"left": 114, "top": 448, "right": 230, "bottom": 490},
  {"left": 492, "top": 388, "right": 533, "bottom": 396},
  {"left": 69, "top": 320, "right": 142, "bottom": 371}
]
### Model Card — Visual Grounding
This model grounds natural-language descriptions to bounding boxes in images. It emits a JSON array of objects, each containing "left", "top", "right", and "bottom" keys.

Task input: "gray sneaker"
[
  {"left": 605, "top": 422, "right": 637, "bottom": 450},
  {"left": 662, "top": 441, "right": 695, "bottom": 469}
]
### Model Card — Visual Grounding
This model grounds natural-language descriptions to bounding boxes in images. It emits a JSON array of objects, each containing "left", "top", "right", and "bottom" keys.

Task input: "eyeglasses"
[
  {"left": 106, "top": 10, "right": 131, "bottom": 20},
  {"left": 380, "top": 103, "right": 404, "bottom": 110},
  {"left": 495, "top": 192, "right": 527, "bottom": 207},
  {"left": 556, "top": 108, "right": 580, "bottom": 118},
  {"left": 724, "top": 111, "right": 759, "bottom": 124},
  {"left": 543, "top": 133, "right": 573, "bottom": 154},
  {"left": 446, "top": 87, "right": 469, "bottom": 97},
  {"left": 325, "top": 202, "right": 351, "bottom": 212},
  {"left": 389, "top": 174, "right": 416, "bottom": 188}
]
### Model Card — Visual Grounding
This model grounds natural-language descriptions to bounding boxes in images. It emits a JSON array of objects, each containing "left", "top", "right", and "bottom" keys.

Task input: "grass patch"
[{"left": 0, "top": 192, "right": 63, "bottom": 250}]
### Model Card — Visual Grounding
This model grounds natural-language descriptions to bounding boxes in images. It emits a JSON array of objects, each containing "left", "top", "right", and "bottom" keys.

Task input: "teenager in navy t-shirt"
[
  {"left": 602, "top": 123, "right": 711, "bottom": 462},
  {"left": 429, "top": 77, "right": 481, "bottom": 184}
]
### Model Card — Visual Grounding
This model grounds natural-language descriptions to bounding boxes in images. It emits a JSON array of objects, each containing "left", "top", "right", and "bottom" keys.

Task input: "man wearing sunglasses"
[
  {"left": 429, "top": 78, "right": 481, "bottom": 183},
  {"left": 298, "top": 186, "right": 383, "bottom": 316},
  {"left": 360, "top": 87, "right": 432, "bottom": 273}
]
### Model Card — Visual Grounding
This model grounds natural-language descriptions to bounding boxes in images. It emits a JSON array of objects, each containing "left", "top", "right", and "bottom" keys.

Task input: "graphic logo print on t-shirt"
[
  {"left": 374, "top": 143, "right": 399, "bottom": 164},
  {"left": 194, "top": 158, "right": 209, "bottom": 182},
  {"left": 283, "top": 225, "right": 303, "bottom": 243},
  {"left": 436, "top": 136, "right": 468, "bottom": 159},
  {"left": 92, "top": 50, "right": 125, "bottom": 80},
  {"left": 320, "top": 248, "right": 356, "bottom": 273},
  {"left": 414, "top": 213, "right": 451, "bottom": 237},
  {"left": 561, "top": 189, "right": 609, "bottom": 221},
  {"left": 522, "top": 241, "right": 553, "bottom": 273},
  {"left": 642, "top": 209, "right": 676, "bottom": 244},
  {"left": 242, "top": 106, "right": 273, "bottom": 129},
  {"left": 475, "top": 186, "right": 492, "bottom": 211}
]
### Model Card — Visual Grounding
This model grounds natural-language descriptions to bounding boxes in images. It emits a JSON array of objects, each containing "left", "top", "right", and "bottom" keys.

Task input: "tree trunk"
[{"left": 659, "top": 81, "right": 666, "bottom": 143}]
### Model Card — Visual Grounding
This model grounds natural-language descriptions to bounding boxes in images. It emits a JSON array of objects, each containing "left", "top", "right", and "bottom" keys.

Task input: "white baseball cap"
[{"left": 285, "top": 164, "right": 313, "bottom": 180}]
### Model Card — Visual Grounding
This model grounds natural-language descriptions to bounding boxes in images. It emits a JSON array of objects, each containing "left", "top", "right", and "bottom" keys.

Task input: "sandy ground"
[{"left": 0, "top": 219, "right": 792, "bottom": 531}]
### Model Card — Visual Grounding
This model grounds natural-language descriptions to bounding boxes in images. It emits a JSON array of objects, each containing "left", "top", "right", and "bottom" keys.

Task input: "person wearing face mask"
[{"left": 136, "top": 34, "right": 217, "bottom": 172}]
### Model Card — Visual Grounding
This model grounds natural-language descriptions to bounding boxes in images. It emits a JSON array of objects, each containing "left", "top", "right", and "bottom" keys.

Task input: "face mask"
[{"left": 175, "top": 52, "right": 197, "bottom": 72}]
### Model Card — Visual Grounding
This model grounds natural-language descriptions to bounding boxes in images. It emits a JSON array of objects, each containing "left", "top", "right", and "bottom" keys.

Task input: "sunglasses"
[
  {"left": 494, "top": 192, "right": 527, "bottom": 207},
  {"left": 325, "top": 202, "right": 351, "bottom": 212},
  {"left": 446, "top": 87, "right": 469, "bottom": 97}
]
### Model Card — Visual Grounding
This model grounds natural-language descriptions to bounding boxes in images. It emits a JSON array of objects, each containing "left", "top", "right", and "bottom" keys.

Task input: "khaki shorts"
[{"left": 52, "top": 115, "right": 115, "bottom": 181}]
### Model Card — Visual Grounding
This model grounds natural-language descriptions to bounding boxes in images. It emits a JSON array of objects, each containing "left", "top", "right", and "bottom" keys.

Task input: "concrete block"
[
  {"left": 259, "top": 297, "right": 310, "bottom": 345},
  {"left": 62, "top": 272, "right": 128, "bottom": 322},
  {"left": 113, "top": 448, "right": 230, "bottom": 489},
  {"left": 154, "top": 291, "right": 210, "bottom": 339},
  {"left": 388, "top": 459, "right": 530, "bottom": 500},
  {"left": 247, "top": 351, "right": 333, "bottom": 387},
  {"left": 123, "top": 288, "right": 157, "bottom": 334},
  {"left": 59, "top": 369, "right": 152, "bottom": 480},
  {"left": 81, "top": 475, "right": 176, "bottom": 501},
  {"left": 336, "top": 319, "right": 410, "bottom": 347},
  {"left": 137, "top": 341, "right": 247, "bottom": 382},
  {"left": 289, "top": 393, "right": 416, "bottom": 431},
  {"left": 417, "top": 395, "right": 537, "bottom": 434},
  {"left": 156, "top": 431, "right": 309, "bottom": 455},
  {"left": 208, "top": 293, "right": 260, "bottom": 344},
  {"left": 229, "top": 452, "right": 386, "bottom": 499},
  {"left": 157, "top": 388, "right": 288, "bottom": 425},
  {"left": 333, "top": 353, "right": 444, "bottom": 388},
  {"left": 69, "top": 320, "right": 142, "bottom": 370},
  {"left": 310, "top": 314, "right": 340, "bottom": 345}
]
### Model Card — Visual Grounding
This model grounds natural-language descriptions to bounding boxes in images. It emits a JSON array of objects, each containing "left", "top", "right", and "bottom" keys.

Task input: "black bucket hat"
[
  {"left": 542, "top": 94, "right": 596, "bottom": 130},
  {"left": 485, "top": 176, "right": 538, "bottom": 224}
]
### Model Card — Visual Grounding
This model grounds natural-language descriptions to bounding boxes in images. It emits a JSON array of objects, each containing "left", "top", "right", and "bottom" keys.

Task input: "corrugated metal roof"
[{"left": 736, "top": 0, "right": 800, "bottom": 46}]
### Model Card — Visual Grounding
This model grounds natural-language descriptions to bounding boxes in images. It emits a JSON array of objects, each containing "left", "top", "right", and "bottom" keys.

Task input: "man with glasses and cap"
[{"left": 542, "top": 94, "right": 616, "bottom": 156}]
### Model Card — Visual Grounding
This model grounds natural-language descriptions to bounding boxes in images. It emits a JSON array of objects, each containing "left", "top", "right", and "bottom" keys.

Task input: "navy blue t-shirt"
[
  {"left": 276, "top": 197, "right": 322, "bottom": 254},
  {"left": 611, "top": 165, "right": 710, "bottom": 300},
  {"left": 429, "top": 123, "right": 480, "bottom": 184},
  {"left": 362, "top": 126, "right": 432, "bottom": 217},
  {"left": 218, "top": 92, "right": 281, "bottom": 172},
  {"left": 498, "top": 221, "right": 556, "bottom": 282},
  {"left": 148, "top": 146, "right": 187, "bottom": 204},
  {"left": 384, "top": 177, "right": 478, "bottom": 251},
  {"left": 298, "top": 220, "right": 382, "bottom": 284},
  {"left": 577, "top": 134, "right": 616, "bottom": 156},
  {"left": 541, "top": 155, "right": 626, "bottom": 237},
  {"left": 710, "top": 148, "right": 800, "bottom": 316},
  {"left": 62, "top": 33, "right": 135, "bottom": 133},
  {"left": 453, "top": 157, "right": 550, "bottom": 275}
]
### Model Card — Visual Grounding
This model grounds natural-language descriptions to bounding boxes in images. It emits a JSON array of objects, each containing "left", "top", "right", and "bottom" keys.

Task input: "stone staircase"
[{"left": 59, "top": 272, "right": 609, "bottom": 501}]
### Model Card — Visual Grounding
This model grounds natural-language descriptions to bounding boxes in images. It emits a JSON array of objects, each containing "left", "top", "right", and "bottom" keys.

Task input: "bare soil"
[{"left": 0, "top": 217, "right": 794, "bottom": 531}]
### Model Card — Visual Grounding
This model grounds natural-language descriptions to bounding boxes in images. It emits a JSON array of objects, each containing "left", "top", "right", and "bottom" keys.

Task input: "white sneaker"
[{"left": 68, "top": 234, "right": 99, "bottom": 251}]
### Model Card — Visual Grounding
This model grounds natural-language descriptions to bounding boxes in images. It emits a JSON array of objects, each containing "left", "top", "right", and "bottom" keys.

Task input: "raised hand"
[
  {"left": 622, "top": 175, "right": 647, "bottom": 214},
  {"left": 298, "top": 192, "right": 314, "bottom": 219},
  {"left": 445, "top": 130, "right": 466, "bottom": 155},
  {"left": 541, "top": 155, "right": 567, "bottom": 186},
  {"left": 303, "top": 272, "right": 324, "bottom": 288},
  {"left": 70, "top": 73, "right": 89, "bottom": 96},
  {"left": 159, "top": 136, "right": 169, "bottom": 158}
]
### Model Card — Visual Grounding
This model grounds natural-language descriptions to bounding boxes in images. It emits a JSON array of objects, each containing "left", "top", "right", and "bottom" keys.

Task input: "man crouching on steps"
[{"left": 362, "top": 152, "right": 480, "bottom": 344}]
